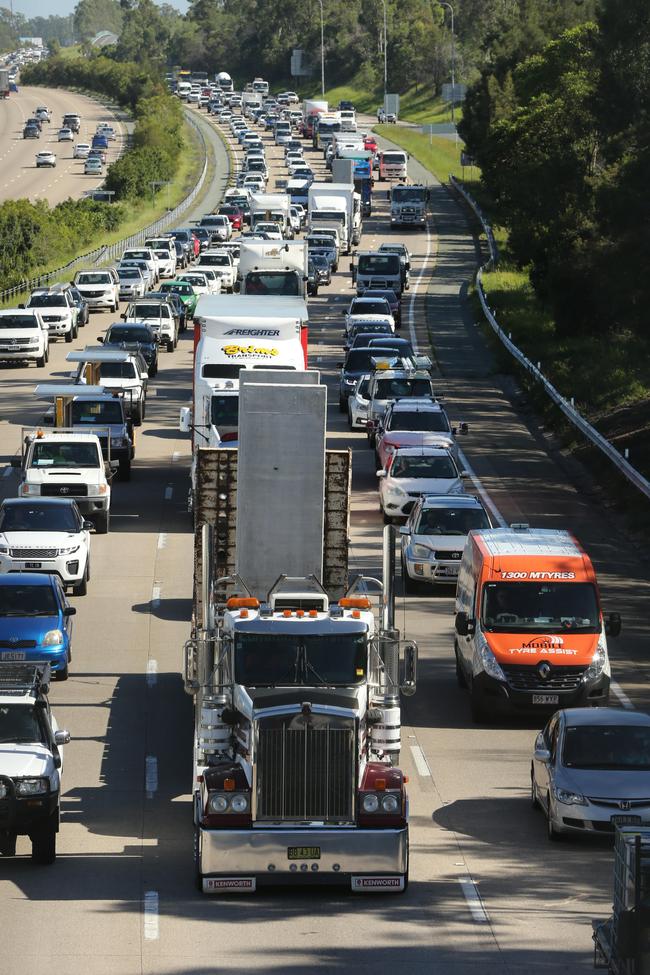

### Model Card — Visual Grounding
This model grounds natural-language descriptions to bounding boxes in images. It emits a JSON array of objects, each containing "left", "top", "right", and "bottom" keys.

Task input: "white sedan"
[
  {"left": 0, "top": 497, "right": 91, "bottom": 595},
  {"left": 73, "top": 142, "right": 91, "bottom": 159}
]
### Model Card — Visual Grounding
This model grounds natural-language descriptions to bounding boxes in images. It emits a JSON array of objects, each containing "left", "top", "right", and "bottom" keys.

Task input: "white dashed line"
[
  {"left": 409, "top": 744, "right": 431, "bottom": 777},
  {"left": 157, "top": 532, "right": 167, "bottom": 550},
  {"left": 611, "top": 680, "right": 634, "bottom": 710},
  {"left": 151, "top": 585, "right": 161, "bottom": 608},
  {"left": 457, "top": 449, "right": 507, "bottom": 528},
  {"left": 143, "top": 890, "right": 159, "bottom": 940},
  {"left": 459, "top": 875, "right": 490, "bottom": 923}
]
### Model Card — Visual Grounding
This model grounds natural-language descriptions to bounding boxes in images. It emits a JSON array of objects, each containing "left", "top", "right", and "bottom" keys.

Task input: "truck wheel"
[
  {"left": 133, "top": 405, "right": 143, "bottom": 427},
  {"left": 0, "top": 832, "right": 17, "bottom": 857},
  {"left": 65, "top": 329, "right": 73, "bottom": 343},
  {"left": 119, "top": 457, "right": 131, "bottom": 481},
  {"left": 31, "top": 814, "right": 57, "bottom": 865},
  {"left": 149, "top": 362, "right": 158, "bottom": 378},
  {"left": 95, "top": 510, "right": 110, "bottom": 534}
]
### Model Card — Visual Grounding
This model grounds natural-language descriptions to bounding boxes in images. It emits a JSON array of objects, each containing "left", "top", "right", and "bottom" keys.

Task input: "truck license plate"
[
  {"left": 1, "top": 652, "right": 26, "bottom": 661},
  {"left": 532, "top": 694, "right": 559, "bottom": 705},
  {"left": 25, "top": 562, "right": 42, "bottom": 569},
  {"left": 287, "top": 846, "right": 320, "bottom": 860},
  {"left": 611, "top": 815, "right": 641, "bottom": 826}
]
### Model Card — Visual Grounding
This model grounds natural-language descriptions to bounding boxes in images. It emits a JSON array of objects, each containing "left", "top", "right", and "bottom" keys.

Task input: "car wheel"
[
  {"left": 119, "top": 457, "right": 131, "bottom": 481},
  {"left": 73, "top": 563, "right": 88, "bottom": 597},
  {"left": 530, "top": 767, "right": 539, "bottom": 809},
  {"left": 149, "top": 363, "right": 157, "bottom": 378},
  {"left": 65, "top": 329, "right": 73, "bottom": 343},
  {"left": 36, "top": 353, "right": 46, "bottom": 368},
  {"left": 167, "top": 339, "right": 174, "bottom": 353},
  {"left": 402, "top": 560, "right": 420, "bottom": 595},
  {"left": 133, "top": 405, "right": 143, "bottom": 427},
  {"left": 95, "top": 510, "right": 110, "bottom": 534},
  {"left": 347, "top": 407, "right": 354, "bottom": 429},
  {"left": 31, "top": 814, "right": 57, "bottom": 864},
  {"left": 55, "top": 661, "right": 69, "bottom": 682},
  {"left": 382, "top": 509, "right": 393, "bottom": 525},
  {"left": 0, "top": 831, "right": 17, "bottom": 857},
  {"left": 112, "top": 302, "right": 118, "bottom": 313},
  {"left": 546, "top": 795, "right": 563, "bottom": 841}
]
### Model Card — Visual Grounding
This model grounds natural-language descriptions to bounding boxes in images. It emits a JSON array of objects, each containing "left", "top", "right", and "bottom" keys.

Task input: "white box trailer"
[
  {"left": 237, "top": 240, "right": 308, "bottom": 298},
  {"left": 248, "top": 193, "right": 291, "bottom": 235},
  {"left": 308, "top": 182, "right": 360, "bottom": 252}
]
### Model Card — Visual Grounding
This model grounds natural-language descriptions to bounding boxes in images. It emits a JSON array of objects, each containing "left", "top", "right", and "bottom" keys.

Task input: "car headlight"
[
  {"left": 0, "top": 782, "right": 6, "bottom": 799},
  {"left": 343, "top": 377, "right": 356, "bottom": 385},
  {"left": 386, "top": 483, "right": 407, "bottom": 498},
  {"left": 584, "top": 641, "right": 609, "bottom": 680},
  {"left": 474, "top": 638, "right": 506, "bottom": 682},
  {"left": 0, "top": 544, "right": 9, "bottom": 554},
  {"left": 554, "top": 787, "right": 586, "bottom": 806},
  {"left": 43, "top": 629, "right": 64, "bottom": 647},
  {"left": 410, "top": 544, "right": 433, "bottom": 560},
  {"left": 15, "top": 777, "right": 49, "bottom": 796},
  {"left": 362, "top": 793, "right": 380, "bottom": 813},
  {"left": 58, "top": 545, "right": 80, "bottom": 556},
  {"left": 112, "top": 437, "right": 127, "bottom": 447}
]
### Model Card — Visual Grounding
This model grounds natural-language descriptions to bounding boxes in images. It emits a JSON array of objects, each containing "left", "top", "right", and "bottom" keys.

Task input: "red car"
[{"left": 218, "top": 205, "right": 244, "bottom": 231}]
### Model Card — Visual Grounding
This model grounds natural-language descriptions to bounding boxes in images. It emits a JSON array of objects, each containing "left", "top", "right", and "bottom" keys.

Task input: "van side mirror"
[
  {"left": 179, "top": 406, "right": 192, "bottom": 433},
  {"left": 455, "top": 611, "right": 475, "bottom": 637},
  {"left": 401, "top": 642, "right": 418, "bottom": 696},
  {"left": 605, "top": 613, "right": 622, "bottom": 638},
  {"left": 97, "top": 336, "right": 104, "bottom": 343}
]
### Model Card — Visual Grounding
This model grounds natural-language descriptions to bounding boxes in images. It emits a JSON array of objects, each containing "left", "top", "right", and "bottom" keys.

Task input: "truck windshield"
[
  {"left": 392, "top": 187, "right": 426, "bottom": 202},
  {"left": 71, "top": 400, "right": 123, "bottom": 424},
  {"left": 0, "top": 704, "right": 46, "bottom": 744},
  {"left": 245, "top": 272, "right": 301, "bottom": 296},
  {"left": 481, "top": 582, "right": 599, "bottom": 633},
  {"left": 0, "top": 584, "right": 58, "bottom": 617},
  {"left": 563, "top": 726, "right": 650, "bottom": 770},
  {"left": 382, "top": 153, "right": 406, "bottom": 165},
  {"left": 234, "top": 632, "right": 367, "bottom": 686},
  {"left": 30, "top": 442, "right": 100, "bottom": 468},
  {"left": 0, "top": 502, "right": 79, "bottom": 532},
  {"left": 379, "top": 381, "right": 436, "bottom": 402},
  {"left": 358, "top": 255, "right": 400, "bottom": 275}
]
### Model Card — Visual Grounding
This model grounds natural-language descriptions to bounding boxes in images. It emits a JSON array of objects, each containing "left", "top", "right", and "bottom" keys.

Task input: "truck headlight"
[
  {"left": 15, "top": 777, "right": 49, "bottom": 796},
  {"left": 381, "top": 794, "right": 400, "bottom": 814},
  {"left": 554, "top": 787, "right": 586, "bottom": 806},
  {"left": 208, "top": 795, "right": 228, "bottom": 813},
  {"left": 584, "top": 641, "right": 608, "bottom": 681},
  {"left": 43, "top": 629, "right": 64, "bottom": 647},
  {"left": 20, "top": 484, "right": 39, "bottom": 496},
  {"left": 230, "top": 794, "right": 249, "bottom": 813},
  {"left": 362, "top": 794, "right": 379, "bottom": 813}
]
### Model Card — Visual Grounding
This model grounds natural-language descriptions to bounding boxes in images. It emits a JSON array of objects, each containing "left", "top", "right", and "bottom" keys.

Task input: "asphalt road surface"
[
  {"left": 0, "top": 103, "right": 647, "bottom": 974},
  {"left": 0, "top": 85, "right": 127, "bottom": 206}
]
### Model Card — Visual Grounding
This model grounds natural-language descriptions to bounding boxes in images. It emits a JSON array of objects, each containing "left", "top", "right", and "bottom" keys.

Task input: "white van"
[{"left": 0, "top": 309, "right": 49, "bottom": 367}]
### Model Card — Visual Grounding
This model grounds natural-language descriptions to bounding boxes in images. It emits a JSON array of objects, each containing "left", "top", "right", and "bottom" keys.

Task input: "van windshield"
[{"left": 481, "top": 582, "right": 599, "bottom": 633}]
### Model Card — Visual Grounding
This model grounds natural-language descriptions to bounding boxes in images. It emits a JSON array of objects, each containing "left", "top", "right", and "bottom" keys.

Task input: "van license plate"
[
  {"left": 287, "top": 846, "right": 320, "bottom": 860},
  {"left": 532, "top": 694, "right": 559, "bottom": 705},
  {"left": 611, "top": 815, "right": 641, "bottom": 826}
]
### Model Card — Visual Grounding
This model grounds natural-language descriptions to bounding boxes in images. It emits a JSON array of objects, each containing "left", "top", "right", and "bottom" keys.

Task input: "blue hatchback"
[{"left": 0, "top": 574, "right": 75, "bottom": 681}]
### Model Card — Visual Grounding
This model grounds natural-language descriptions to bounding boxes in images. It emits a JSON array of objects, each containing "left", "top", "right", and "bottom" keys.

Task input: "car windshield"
[
  {"left": 563, "top": 725, "right": 650, "bottom": 770},
  {"left": 28, "top": 295, "right": 66, "bottom": 307},
  {"left": 414, "top": 507, "right": 490, "bottom": 535},
  {"left": 70, "top": 400, "right": 123, "bottom": 424},
  {"left": 0, "top": 584, "right": 58, "bottom": 617},
  {"left": 245, "top": 271, "right": 301, "bottom": 296},
  {"left": 0, "top": 704, "right": 46, "bottom": 744},
  {"left": 481, "top": 582, "right": 600, "bottom": 633},
  {"left": 166, "top": 283, "right": 194, "bottom": 296},
  {"left": 99, "top": 362, "right": 137, "bottom": 379},
  {"left": 181, "top": 276, "right": 206, "bottom": 287},
  {"left": 107, "top": 326, "right": 151, "bottom": 343},
  {"left": 131, "top": 304, "right": 170, "bottom": 319},
  {"left": 380, "top": 381, "right": 435, "bottom": 402},
  {"left": 234, "top": 632, "right": 367, "bottom": 686},
  {"left": 350, "top": 301, "right": 389, "bottom": 316},
  {"left": 391, "top": 455, "right": 457, "bottom": 479},
  {"left": 77, "top": 274, "right": 111, "bottom": 285},
  {"left": 30, "top": 442, "right": 99, "bottom": 468},
  {"left": 211, "top": 395, "right": 239, "bottom": 428},
  {"left": 202, "top": 255, "right": 230, "bottom": 266},
  {"left": 0, "top": 503, "right": 79, "bottom": 532},
  {"left": 125, "top": 251, "right": 150, "bottom": 260},
  {"left": 345, "top": 349, "right": 388, "bottom": 372},
  {"left": 0, "top": 316, "right": 38, "bottom": 329}
]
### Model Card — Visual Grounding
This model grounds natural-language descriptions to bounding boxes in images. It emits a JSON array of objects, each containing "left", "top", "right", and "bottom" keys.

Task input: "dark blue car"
[{"left": 0, "top": 574, "right": 75, "bottom": 681}]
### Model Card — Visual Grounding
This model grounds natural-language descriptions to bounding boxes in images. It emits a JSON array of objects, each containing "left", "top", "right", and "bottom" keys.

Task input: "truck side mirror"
[
  {"left": 179, "top": 406, "right": 192, "bottom": 433},
  {"left": 605, "top": 613, "right": 622, "bottom": 638},
  {"left": 54, "top": 730, "right": 71, "bottom": 745},
  {"left": 401, "top": 642, "right": 418, "bottom": 696},
  {"left": 97, "top": 336, "right": 104, "bottom": 343},
  {"left": 121, "top": 313, "right": 126, "bottom": 320},
  {"left": 455, "top": 611, "right": 475, "bottom": 637}
]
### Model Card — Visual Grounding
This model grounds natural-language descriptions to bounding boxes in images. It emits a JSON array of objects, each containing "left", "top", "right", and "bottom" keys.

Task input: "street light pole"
[
  {"left": 438, "top": 1, "right": 455, "bottom": 125},
  {"left": 316, "top": 0, "right": 325, "bottom": 97}
]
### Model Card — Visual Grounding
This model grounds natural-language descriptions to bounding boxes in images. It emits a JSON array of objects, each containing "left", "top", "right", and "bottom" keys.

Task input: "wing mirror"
[
  {"left": 401, "top": 642, "right": 418, "bottom": 696},
  {"left": 605, "top": 612, "right": 622, "bottom": 638},
  {"left": 376, "top": 469, "right": 387, "bottom": 478},
  {"left": 534, "top": 735, "right": 551, "bottom": 763},
  {"left": 399, "top": 526, "right": 410, "bottom": 536},
  {"left": 97, "top": 336, "right": 104, "bottom": 343},
  {"left": 54, "top": 730, "right": 71, "bottom": 746},
  {"left": 63, "top": 606, "right": 76, "bottom": 617},
  {"left": 455, "top": 611, "right": 475, "bottom": 637}
]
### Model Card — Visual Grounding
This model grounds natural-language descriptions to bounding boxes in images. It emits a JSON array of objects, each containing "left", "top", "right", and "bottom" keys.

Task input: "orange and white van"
[{"left": 454, "top": 525, "right": 621, "bottom": 721}]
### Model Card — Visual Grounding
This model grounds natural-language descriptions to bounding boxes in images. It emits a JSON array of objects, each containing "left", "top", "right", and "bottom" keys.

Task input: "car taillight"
[{"left": 203, "top": 789, "right": 251, "bottom": 827}]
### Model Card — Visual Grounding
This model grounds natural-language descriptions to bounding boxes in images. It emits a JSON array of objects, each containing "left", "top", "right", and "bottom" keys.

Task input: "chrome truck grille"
[{"left": 256, "top": 716, "right": 355, "bottom": 823}]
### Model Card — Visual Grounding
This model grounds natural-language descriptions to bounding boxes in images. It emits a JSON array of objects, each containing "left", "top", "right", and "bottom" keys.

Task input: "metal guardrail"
[
  {"left": 450, "top": 174, "right": 650, "bottom": 502},
  {"left": 0, "top": 110, "right": 210, "bottom": 306}
]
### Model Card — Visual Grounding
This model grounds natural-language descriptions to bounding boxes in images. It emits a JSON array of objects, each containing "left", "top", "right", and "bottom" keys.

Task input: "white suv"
[
  {"left": 24, "top": 287, "right": 78, "bottom": 343},
  {"left": 196, "top": 249, "right": 236, "bottom": 292},
  {"left": 0, "top": 309, "right": 49, "bottom": 367},
  {"left": 0, "top": 498, "right": 92, "bottom": 596},
  {"left": 73, "top": 270, "right": 119, "bottom": 312}
]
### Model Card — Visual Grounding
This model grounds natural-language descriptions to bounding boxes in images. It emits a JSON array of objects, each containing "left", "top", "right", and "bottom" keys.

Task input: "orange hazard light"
[
  {"left": 227, "top": 597, "right": 260, "bottom": 610},
  {"left": 340, "top": 597, "right": 371, "bottom": 610}
]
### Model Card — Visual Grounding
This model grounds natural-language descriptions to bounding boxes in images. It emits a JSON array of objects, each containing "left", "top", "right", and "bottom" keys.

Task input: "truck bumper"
[{"left": 199, "top": 825, "right": 408, "bottom": 893}]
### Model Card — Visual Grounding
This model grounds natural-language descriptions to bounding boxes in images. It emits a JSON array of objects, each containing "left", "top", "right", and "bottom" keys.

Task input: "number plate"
[
  {"left": 25, "top": 562, "right": 42, "bottom": 569},
  {"left": 1, "top": 651, "right": 26, "bottom": 661},
  {"left": 532, "top": 694, "right": 559, "bottom": 705},
  {"left": 611, "top": 815, "right": 641, "bottom": 826},
  {"left": 287, "top": 846, "right": 320, "bottom": 860}
]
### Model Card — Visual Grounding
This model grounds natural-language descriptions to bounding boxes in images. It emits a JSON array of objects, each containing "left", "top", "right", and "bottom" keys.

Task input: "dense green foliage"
[{"left": 0, "top": 198, "right": 124, "bottom": 290}]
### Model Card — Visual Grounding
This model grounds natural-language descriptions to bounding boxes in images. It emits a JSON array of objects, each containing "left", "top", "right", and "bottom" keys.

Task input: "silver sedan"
[{"left": 531, "top": 707, "right": 650, "bottom": 840}]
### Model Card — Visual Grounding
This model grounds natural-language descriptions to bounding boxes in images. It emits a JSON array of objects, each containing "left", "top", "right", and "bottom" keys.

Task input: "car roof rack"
[{"left": 0, "top": 662, "right": 51, "bottom": 696}]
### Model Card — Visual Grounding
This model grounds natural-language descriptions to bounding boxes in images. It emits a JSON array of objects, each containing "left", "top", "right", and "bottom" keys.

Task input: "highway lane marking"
[
  {"left": 457, "top": 448, "right": 507, "bottom": 528},
  {"left": 409, "top": 744, "right": 431, "bottom": 777},
  {"left": 164, "top": 485, "right": 173, "bottom": 500},
  {"left": 611, "top": 680, "right": 634, "bottom": 710},
  {"left": 458, "top": 875, "right": 490, "bottom": 923},
  {"left": 143, "top": 890, "right": 159, "bottom": 940},
  {"left": 151, "top": 584, "right": 161, "bottom": 608},
  {"left": 145, "top": 756, "right": 158, "bottom": 798},
  {"left": 146, "top": 659, "right": 158, "bottom": 688},
  {"left": 157, "top": 532, "right": 167, "bottom": 549},
  {"left": 406, "top": 210, "right": 432, "bottom": 353}
]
